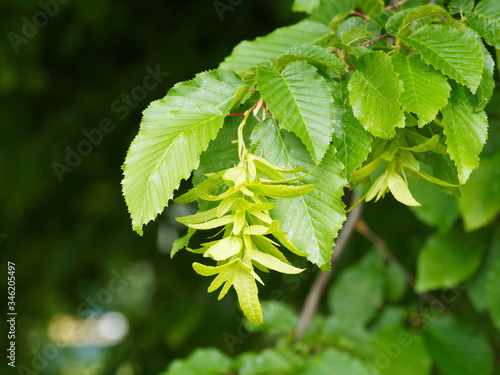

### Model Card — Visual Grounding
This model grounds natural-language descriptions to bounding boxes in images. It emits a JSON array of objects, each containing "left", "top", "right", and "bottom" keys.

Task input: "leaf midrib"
[
  {"left": 404, "top": 56, "right": 422, "bottom": 114},
  {"left": 271, "top": 121, "right": 321, "bottom": 256},
  {"left": 471, "top": 5, "right": 499, "bottom": 26},
  {"left": 358, "top": 71, "right": 393, "bottom": 106},
  {"left": 427, "top": 328, "right": 479, "bottom": 374},
  {"left": 404, "top": 30, "right": 478, "bottom": 87},
  {"left": 279, "top": 70, "right": 315, "bottom": 159}
]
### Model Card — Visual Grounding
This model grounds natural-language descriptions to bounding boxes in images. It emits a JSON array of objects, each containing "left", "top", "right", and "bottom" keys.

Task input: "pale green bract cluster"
[
  {"left": 173, "top": 142, "right": 313, "bottom": 325},
  {"left": 122, "top": 0, "right": 498, "bottom": 323}
]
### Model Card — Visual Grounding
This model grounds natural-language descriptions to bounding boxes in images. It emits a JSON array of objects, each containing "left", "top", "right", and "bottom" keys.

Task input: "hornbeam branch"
[
  {"left": 355, "top": 220, "right": 451, "bottom": 313},
  {"left": 354, "top": 33, "right": 391, "bottom": 47},
  {"left": 385, "top": 0, "right": 412, "bottom": 11},
  {"left": 295, "top": 193, "right": 364, "bottom": 341}
]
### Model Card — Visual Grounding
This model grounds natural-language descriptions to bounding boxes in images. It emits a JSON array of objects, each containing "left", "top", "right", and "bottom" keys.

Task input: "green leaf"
[
  {"left": 398, "top": 5, "right": 450, "bottom": 33},
  {"left": 238, "top": 349, "right": 303, "bottom": 375},
  {"left": 370, "top": 306, "right": 408, "bottom": 333},
  {"left": 275, "top": 44, "right": 345, "bottom": 74},
  {"left": 458, "top": 153, "right": 500, "bottom": 231},
  {"left": 442, "top": 82, "right": 488, "bottom": 184},
  {"left": 367, "top": 1, "right": 391, "bottom": 28},
  {"left": 334, "top": 15, "right": 380, "bottom": 40},
  {"left": 361, "top": 0, "right": 385, "bottom": 14},
  {"left": 448, "top": 0, "right": 474, "bottom": 15},
  {"left": 391, "top": 54, "right": 450, "bottom": 127},
  {"left": 422, "top": 152, "right": 461, "bottom": 196},
  {"left": 292, "top": 0, "right": 321, "bottom": 14},
  {"left": 341, "top": 28, "right": 375, "bottom": 45},
  {"left": 123, "top": 106, "right": 226, "bottom": 235},
  {"left": 408, "top": 177, "right": 459, "bottom": 232},
  {"left": 400, "top": 25, "right": 484, "bottom": 93},
  {"left": 143, "top": 69, "right": 245, "bottom": 123},
  {"left": 196, "top": 115, "right": 256, "bottom": 178},
  {"left": 385, "top": 262, "right": 408, "bottom": 302},
  {"left": 467, "top": 228, "right": 500, "bottom": 312},
  {"left": 309, "top": 0, "right": 357, "bottom": 25},
  {"left": 251, "top": 119, "right": 347, "bottom": 270},
  {"left": 485, "top": 254, "right": 500, "bottom": 332},
  {"left": 184, "top": 348, "right": 232, "bottom": 375},
  {"left": 302, "top": 348, "right": 370, "bottom": 375},
  {"left": 160, "top": 348, "right": 232, "bottom": 375},
  {"left": 328, "top": 11, "right": 354, "bottom": 31},
  {"left": 424, "top": 316, "right": 494, "bottom": 375},
  {"left": 328, "top": 250, "right": 385, "bottom": 325},
  {"left": 415, "top": 227, "right": 488, "bottom": 293},
  {"left": 323, "top": 316, "right": 373, "bottom": 357},
  {"left": 497, "top": 48, "right": 500, "bottom": 75},
  {"left": 256, "top": 61, "right": 336, "bottom": 164},
  {"left": 334, "top": 109, "right": 373, "bottom": 179},
  {"left": 348, "top": 51, "right": 405, "bottom": 138},
  {"left": 161, "top": 361, "right": 197, "bottom": 375},
  {"left": 220, "top": 21, "right": 332, "bottom": 73},
  {"left": 468, "top": 0, "right": 500, "bottom": 49},
  {"left": 193, "top": 113, "right": 257, "bottom": 211},
  {"left": 328, "top": 74, "right": 348, "bottom": 135},
  {"left": 122, "top": 68, "right": 246, "bottom": 234},
  {"left": 475, "top": 37, "right": 496, "bottom": 111},
  {"left": 445, "top": 16, "right": 469, "bottom": 31},
  {"left": 368, "top": 325, "right": 432, "bottom": 375},
  {"left": 385, "top": 9, "right": 412, "bottom": 35}
]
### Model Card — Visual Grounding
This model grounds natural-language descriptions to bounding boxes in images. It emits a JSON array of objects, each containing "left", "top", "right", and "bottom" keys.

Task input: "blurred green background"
[
  {"left": 0, "top": 1, "right": 304, "bottom": 374},
  {"left": 1, "top": 0, "right": 500, "bottom": 374}
]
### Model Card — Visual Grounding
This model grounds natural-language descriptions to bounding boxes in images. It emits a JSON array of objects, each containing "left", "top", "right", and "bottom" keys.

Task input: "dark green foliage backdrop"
[
  {"left": 1, "top": 0, "right": 500, "bottom": 374},
  {"left": 0, "top": 1, "right": 303, "bottom": 373}
]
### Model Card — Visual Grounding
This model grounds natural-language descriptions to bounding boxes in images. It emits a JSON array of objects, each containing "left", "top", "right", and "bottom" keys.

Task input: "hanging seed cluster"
[
  {"left": 174, "top": 147, "right": 312, "bottom": 325},
  {"left": 350, "top": 130, "right": 458, "bottom": 209}
]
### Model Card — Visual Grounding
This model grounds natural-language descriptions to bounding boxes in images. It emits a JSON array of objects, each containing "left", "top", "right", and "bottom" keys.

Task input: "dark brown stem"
[
  {"left": 351, "top": 11, "right": 370, "bottom": 21},
  {"left": 354, "top": 33, "right": 391, "bottom": 47},
  {"left": 385, "top": 0, "right": 412, "bottom": 11},
  {"left": 426, "top": 0, "right": 447, "bottom": 21},
  {"left": 428, "top": 0, "right": 447, "bottom": 21},
  {"left": 355, "top": 220, "right": 416, "bottom": 286},
  {"left": 295, "top": 193, "right": 364, "bottom": 341},
  {"left": 354, "top": 220, "right": 450, "bottom": 313},
  {"left": 262, "top": 102, "right": 272, "bottom": 118},
  {"left": 227, "top": 113, "right": 245, "bottom": 118}
]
